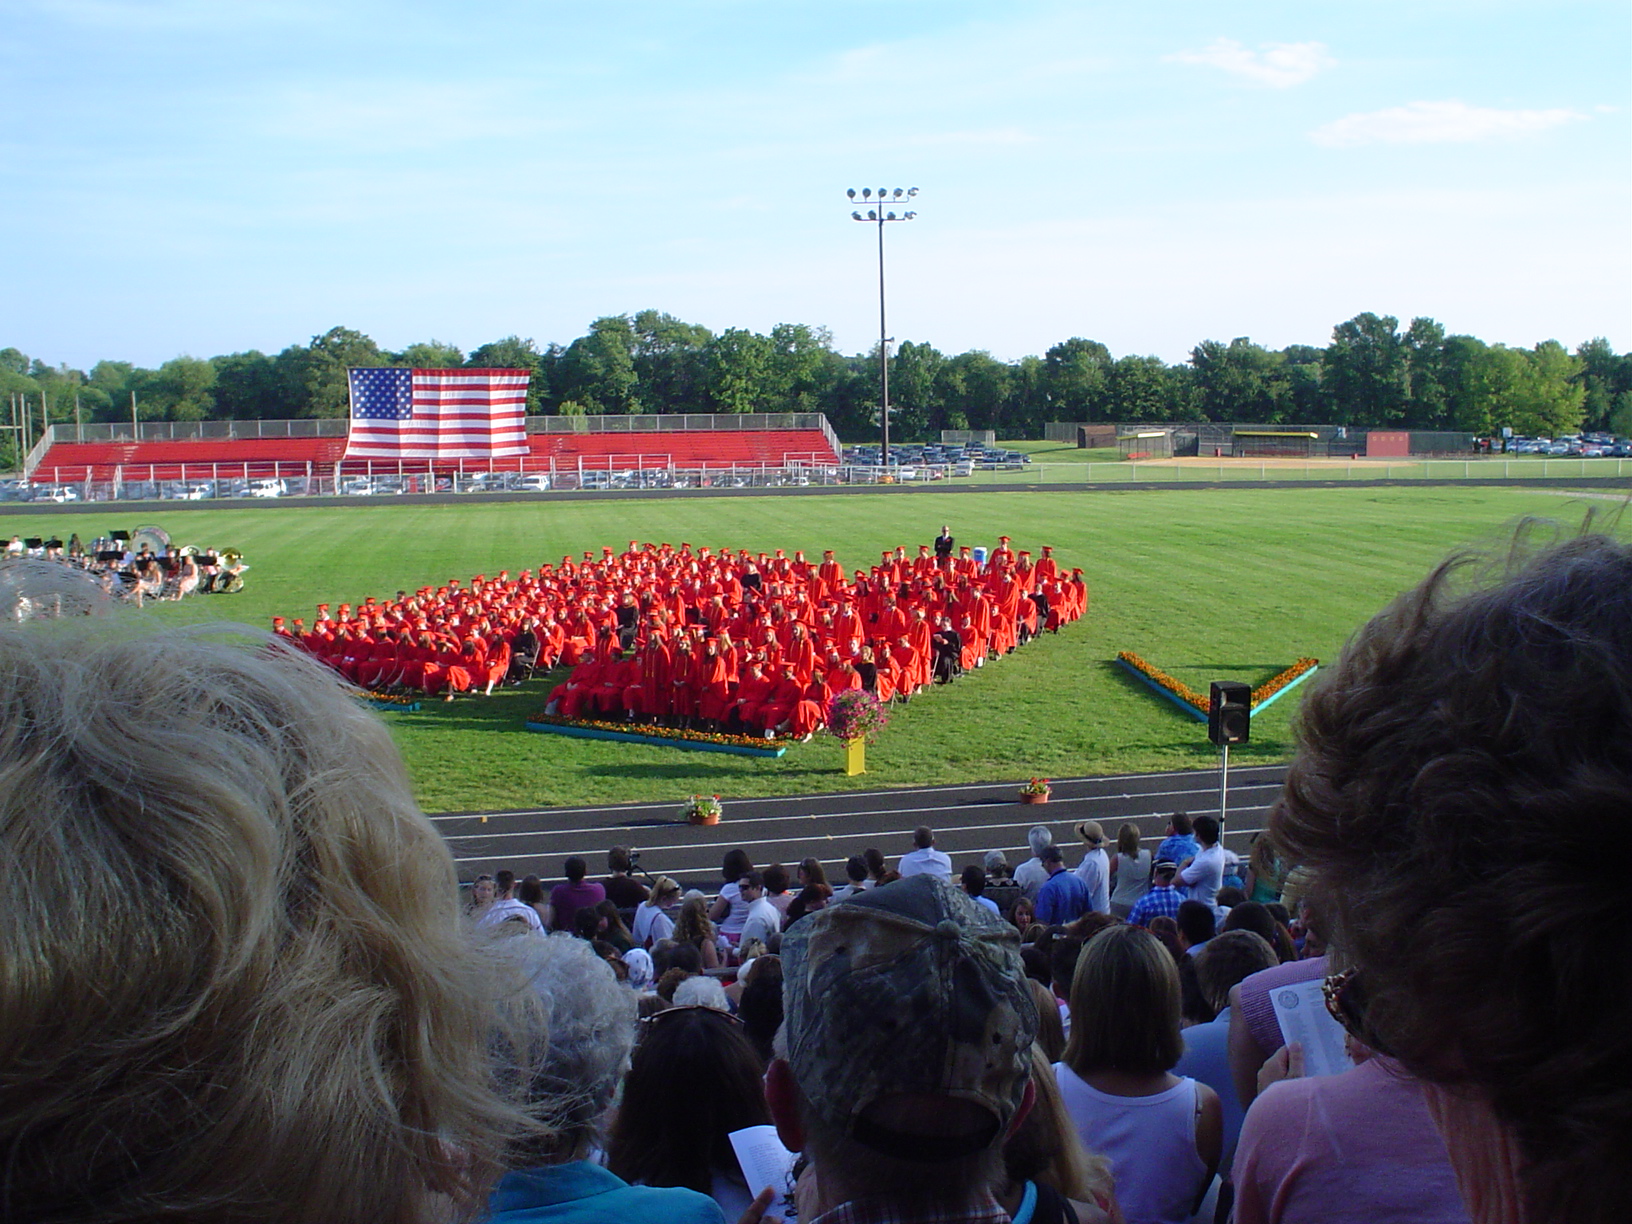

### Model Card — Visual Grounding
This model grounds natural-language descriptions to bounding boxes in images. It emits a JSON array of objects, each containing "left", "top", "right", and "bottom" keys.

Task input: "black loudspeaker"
[{"left": 1209, "top": 681, "right": 1252, "bottom": 746}]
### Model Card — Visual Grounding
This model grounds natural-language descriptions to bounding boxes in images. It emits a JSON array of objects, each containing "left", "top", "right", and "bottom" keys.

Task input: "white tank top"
[{"left": 1053, "top": 1063, "right": 1209, "bottom": 1224}]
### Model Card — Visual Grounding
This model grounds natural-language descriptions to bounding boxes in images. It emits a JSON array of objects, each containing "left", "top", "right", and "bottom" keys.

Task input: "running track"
[{"left": 432, "top": 762, "right": 1289, "bottom": 893}]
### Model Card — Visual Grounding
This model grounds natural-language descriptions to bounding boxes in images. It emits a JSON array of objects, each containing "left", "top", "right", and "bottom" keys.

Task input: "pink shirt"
[{"left": 1233, "top": 1057, "right": 1470, "bottom": 1224}]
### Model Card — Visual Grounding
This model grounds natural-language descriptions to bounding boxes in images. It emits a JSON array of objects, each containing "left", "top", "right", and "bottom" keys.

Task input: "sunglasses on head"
[
  {"left": 639, "top": 1003, "right": 743, "bottom": 1029},
  {"left": 1321, "top": 967, "right": 1396, "bottom": 1059}
]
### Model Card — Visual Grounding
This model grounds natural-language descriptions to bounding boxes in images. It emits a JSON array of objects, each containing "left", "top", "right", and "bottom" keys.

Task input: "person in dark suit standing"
[{"left": 934, "top": 525, "right": 955, "bottom": 564}]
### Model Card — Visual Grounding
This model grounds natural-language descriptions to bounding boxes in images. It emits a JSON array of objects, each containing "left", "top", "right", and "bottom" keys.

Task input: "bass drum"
[{"left": 130, "top": 525, "right": 171, "bottom": 555}]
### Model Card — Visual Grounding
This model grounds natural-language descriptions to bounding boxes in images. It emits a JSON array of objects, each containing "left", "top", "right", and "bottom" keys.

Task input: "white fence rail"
[{"left": 7, "top": 456, "right": 1631, "bottom": 505}]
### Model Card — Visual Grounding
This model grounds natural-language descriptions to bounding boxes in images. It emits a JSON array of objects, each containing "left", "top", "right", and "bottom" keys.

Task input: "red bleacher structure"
[{"left": 27, "top": 417, "right": 840, "bottom": 488}]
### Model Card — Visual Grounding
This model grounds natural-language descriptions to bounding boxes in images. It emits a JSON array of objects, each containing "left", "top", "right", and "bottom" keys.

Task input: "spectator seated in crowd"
[
  {"left": 549, "top": 856, "right": 606, "bottom": 934},
  {"left": 1053, "top": 924, "right": 1222, "bottom": 1224},
  {"left": 632, "top": 875, "right": 682, "bottom": 948},
  {"left": 1268, "top": 531, "right": 1632, "bottom": 1224},
  {"left": 765, "top": 875, "right": 1048, "bottom": 1223},
  {"left": 480, "top": 868, "right": 546, "bottom": 932},
  {"left": 671, "top": 895, "right": 724, "bottom": 970},
  {"left": 603, "top": 845, "right": 650, "bottom": 918},
  {"left": 0, "top": 612, "right": 528, "bottom": 1222},
  {"left": 898, "top": 824, "right": 953, "bottom": 881},
  {"left": 709, "top": 848, "right": 755, "bottom": 944},
  {"left": 489, "top": 933, "right": 726, "bottom": 1223},
  {"left": 1000, "top": 1047, "right": 1121, "bottom": 1224},
  {"left": 8, "top": 537, "right": 245, "bottom": 607},
  {"left": 1125, "top": 858, "right": 1185, "bottom": 927},
  {"left": 1154, "top": 813, "right": 1198, "bottom": 876},
  {"left": 1174, "top": 931, "right": 1280, "bottom": 1177},
  {"left": 607, "top": 1001, "right": 774, "bottom": 1220}
]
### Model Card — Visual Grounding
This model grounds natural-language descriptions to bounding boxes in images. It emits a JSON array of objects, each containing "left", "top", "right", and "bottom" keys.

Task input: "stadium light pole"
[{"left": 848, "top": 187, "right": 917, "bottom": 477}]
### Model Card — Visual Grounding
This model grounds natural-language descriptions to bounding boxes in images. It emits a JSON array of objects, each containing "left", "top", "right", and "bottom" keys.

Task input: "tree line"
[{"left": 5, "top": 310, "right": 1630, "bottom": 467}]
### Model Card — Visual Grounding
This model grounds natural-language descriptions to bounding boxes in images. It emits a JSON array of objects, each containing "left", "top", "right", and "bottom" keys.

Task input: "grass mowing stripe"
[{"left": 7, "top": 484, "right": 1621, "bottom": 810}]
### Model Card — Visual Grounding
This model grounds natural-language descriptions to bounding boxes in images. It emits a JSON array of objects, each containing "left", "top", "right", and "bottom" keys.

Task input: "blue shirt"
[
  {"left": 1127, "top": 883, "right": 1186, "bottom": 927},
  {"left": 1035, "top": 868, "right": 1091, "bottom": 925},
  {"left": 486, "top": 1161, "right": 725, "bottom": 1224},
  {"left": 1156, "top": 833, "right": 1199, "bottom": 868}
]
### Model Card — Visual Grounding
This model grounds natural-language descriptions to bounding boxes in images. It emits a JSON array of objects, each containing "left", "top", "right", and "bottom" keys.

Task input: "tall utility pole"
[{"left": 847, "top": 187, "right": 917, "bottom": 478}]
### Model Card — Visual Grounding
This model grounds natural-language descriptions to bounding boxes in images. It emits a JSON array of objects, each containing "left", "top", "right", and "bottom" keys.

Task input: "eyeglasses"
[{"left": 1321, "top": 967, "right": 1395, "bottom": 1058}]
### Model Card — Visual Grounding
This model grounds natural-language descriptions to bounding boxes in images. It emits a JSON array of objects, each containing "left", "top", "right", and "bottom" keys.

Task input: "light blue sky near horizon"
[{"left": 2, "top": 0, "right": 1627, "bottom": 373}]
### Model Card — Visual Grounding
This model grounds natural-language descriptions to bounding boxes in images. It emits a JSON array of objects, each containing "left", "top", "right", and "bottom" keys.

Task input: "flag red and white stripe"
[{"left": 344, "top": 368, "right": 530, "bottom": 460}]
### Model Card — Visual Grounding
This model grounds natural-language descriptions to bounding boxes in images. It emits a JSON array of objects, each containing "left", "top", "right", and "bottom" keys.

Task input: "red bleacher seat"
[{"left": 31, "top": 429, "right": 838, "bottom": 483}]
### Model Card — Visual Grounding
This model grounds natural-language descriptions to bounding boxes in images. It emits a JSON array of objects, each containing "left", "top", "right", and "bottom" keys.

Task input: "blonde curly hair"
[{"left": 0, "top": 617, "right": 532, "bottom": 1222}]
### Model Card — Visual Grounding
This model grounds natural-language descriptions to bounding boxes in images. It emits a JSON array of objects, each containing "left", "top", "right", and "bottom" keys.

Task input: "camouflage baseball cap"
[{"left": 781, "top": 874, "right": 1038, "bottom": 1160}]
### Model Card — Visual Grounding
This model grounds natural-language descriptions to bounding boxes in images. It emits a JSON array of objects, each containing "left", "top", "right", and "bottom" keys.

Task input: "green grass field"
[{"left": 6, "top": 483, "right": 1625, "bottom": 812}]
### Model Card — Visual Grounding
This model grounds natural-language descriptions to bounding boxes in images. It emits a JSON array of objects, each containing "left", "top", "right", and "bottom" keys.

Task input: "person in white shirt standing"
[
  {"left": 1072, "top": 820, "right": 1112, "bottom": 914},
  {"left": 897, "top": 825, "right": 953, "bottom": 881},
  {"left": 1178, "top": 814, "right": 1226, "bottom": 916},
  {"left": 1014, "top": 824, "right": 1054, "bottom": 899}
]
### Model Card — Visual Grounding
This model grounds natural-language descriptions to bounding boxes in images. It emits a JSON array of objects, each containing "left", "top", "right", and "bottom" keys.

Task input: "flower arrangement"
[
  {"left": 1020, "top": 777, "right": 1052, "bottom": 796},
  {"left": 527, "top": 712, "right": 781, "bottom": 751},
  {"left": 826, "top": 688, "right": 891, "bottom": 744},
  {"left": 1251, "top": 658, "right": 1319, "bottom": 707},
  {"left": 1117, "top": 651, "right": 1209, "bottom": 716},
  {"left": 360, "top": 689, "right": 420, "bottom": 710},
  {"left": 681, "top": 793, "right": 723, "bottom": 825},
  {"left": 1117, "top": 652, "right": 1321, "bottom": 719}
]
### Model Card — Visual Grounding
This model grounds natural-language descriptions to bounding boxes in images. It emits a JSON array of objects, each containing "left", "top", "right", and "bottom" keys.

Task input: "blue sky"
[{"left": 2, "top": 0, "right": 1627, "bottom": 370}]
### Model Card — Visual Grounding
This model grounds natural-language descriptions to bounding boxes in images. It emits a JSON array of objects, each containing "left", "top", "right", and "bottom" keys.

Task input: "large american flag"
[{"left": 343, "top": 368, "right": 531, "bottom": 460}]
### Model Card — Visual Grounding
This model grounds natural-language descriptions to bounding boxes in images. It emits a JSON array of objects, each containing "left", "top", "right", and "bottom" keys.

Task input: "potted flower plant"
[
  {"left": 681, "top": 793, "right": 723, "bottom": 826},
  {"left": 826, "top": 689, "right": 890, "bottom": 776},
  {"left": 1019, "top": 777, "right": 1052, "bottom": 804}
]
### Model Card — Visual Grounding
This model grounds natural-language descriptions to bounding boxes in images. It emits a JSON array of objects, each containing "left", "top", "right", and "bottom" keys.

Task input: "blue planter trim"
[
  {"left": 525, "top": 720, "right": 787, "bottom": 757},
  {"left": 367, "top": 698, "right": 421, "bottom": 712},
  {"left": 1115, "top": 657, "right": 1320, "bottom": 723},
  {"left": 1249, "top": 663, "right": 1318, "bottom": 713},
  {"left": 1114, "top": 658, "right": 1210, "bottom": 722}
]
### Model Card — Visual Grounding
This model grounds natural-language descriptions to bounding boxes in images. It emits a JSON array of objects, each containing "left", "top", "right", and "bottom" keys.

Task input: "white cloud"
[
  {"left": 1165, "top": 38, "right": 1333, "bottom": 89},
  {"left": 1311, "top": 100, "right": 1585, "bottom": 147}
]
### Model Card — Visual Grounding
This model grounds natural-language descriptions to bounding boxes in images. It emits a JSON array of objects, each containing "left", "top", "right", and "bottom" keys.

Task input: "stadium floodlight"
[{"left": 845, "top": 186, "right": 920, "bottom": 477}]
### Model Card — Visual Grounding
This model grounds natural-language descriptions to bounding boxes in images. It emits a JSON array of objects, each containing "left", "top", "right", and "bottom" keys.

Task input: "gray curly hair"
[{"left": 498, "top": 933, "right": 638, "bottom": 1159}]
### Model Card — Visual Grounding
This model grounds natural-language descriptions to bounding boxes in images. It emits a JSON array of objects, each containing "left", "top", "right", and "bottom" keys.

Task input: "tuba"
[{"left": 217, "top": 548, "right": 246, "bottom": 594}]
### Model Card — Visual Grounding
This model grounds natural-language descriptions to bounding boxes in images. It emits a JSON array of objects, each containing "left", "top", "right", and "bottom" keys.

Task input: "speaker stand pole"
[{"left": 1218, "top": 742, "right": 1230, "bottom": 832}]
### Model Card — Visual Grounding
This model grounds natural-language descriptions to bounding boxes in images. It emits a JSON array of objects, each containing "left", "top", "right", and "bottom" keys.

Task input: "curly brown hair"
[{"left": 1271, "top": 529, "right": 1632, "bottom": 1224}]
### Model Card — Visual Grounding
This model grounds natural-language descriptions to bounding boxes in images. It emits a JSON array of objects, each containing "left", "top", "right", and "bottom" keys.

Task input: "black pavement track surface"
[{"left": 433, "top": 762, "right": 1289, "bottom": 893}]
